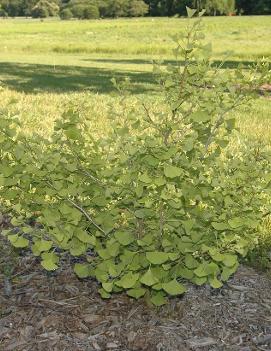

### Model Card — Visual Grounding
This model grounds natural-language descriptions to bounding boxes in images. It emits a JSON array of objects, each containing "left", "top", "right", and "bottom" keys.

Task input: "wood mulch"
[{"left": 0, "top": 252, "right": 270, "bottom": 351}]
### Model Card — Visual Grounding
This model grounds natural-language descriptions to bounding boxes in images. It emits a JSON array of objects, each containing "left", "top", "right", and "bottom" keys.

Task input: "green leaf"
[
  {"left": 34, "top": 239, "right": 53, "bottom": 252},
  {"left": 168, "top": 252, "right": 179, "bottom": 261},
  {"left": 76, "top": 230, "right": 96, "bottom": 245},
  {"left": 134, "top": 209, "right": 153, "bottom": 219},
  {"left": 108, "top": 264, "right": 119, "bottom": 278},
  {"left": 211, "top": 222, "right": 229, "bottom": 231},
  {"left": 139, "top": 173, "right": 152, "bottom": 184},
  {"left": 135, "top": 185, "right": 144, "bottom": 197},
  {"left": 41, "top": 252, "right": 59, "bottom": 262},
  {"left": 154, "top": 177, "right": 166, "bottom": 186},
  {"left": 65, "top": 128, "right": 81, "bottom": 140},
  {"left": 41, "top": 259, "right": 58, "bottom": 271},
  {"left": 8, "top": 235, "right": 29, "bottom": 248},
  {"left": 127, "top": 287, "right": 146, "bottom": 299},
  {"left": 151, "top": 266, "right": 168, "bottom": 280},
  {"left": 115, "top": 272, "right": 139, "bottom": 289},
  {"left": 182, "top": 219, "right": 194, "bottom": 234},
  {"left": 107, "top": 242, "right": 120, "bottom": 257},
  {"left": 206, "top": 262, "right": 220, "bottom": 275},
  {"left": 222, "top": 254, "right": 238, "bottom": 267},
  {"left": 193, "top": 276, "right": 207, "bottom": 285},
  {"left": 146, "top": 251, "right": 169, "bottom": 265},
  {"left": 150, "top": 291, "right": 167, "bottom": 306},
  {"left": 226, "top": 118, "right": 235, "bottom": 130},
  {"left": 152, "top": 283, "right": 163, "bottom": 290},
  {"left": 221, "top": 264, "right": 238, "bottom": 281},
  {"left": 186, "top": 6, "right": 197, "bottom": 18},
  {"left": 92, "top": 196, "right": 107, "bottom": 207},
  {"left": 228, "top": 217, "right": 244, "bottom": 229},
  {"left": 32, "top": 240, "right": 53, "bottom": 256},
  {"left": 144, "top": 155, "right": 159, "bottom": 167},
  {"left": 140, "top": 269, "right": 159, "bottom": 286},
  {"left": 102, "top": 282, "right": 113, "bottom": 293},
  {"left": 98, "top": 288, "right": 111, "bottom": 299},
  {"left": 11, "top": 217, "right": 23, "bottom": 226},
  {"left": 162, "top": 279, "right": 186, "bottom": 296},
  {"left": 164, "top": 165, "right": 183, "bottom": 179},
  {"left": 176, "top": 266, "right": 194, "bottom": 280},
  {"left": 209, "top": 277, "right": 223, "bottom": 289},
  {"left": 114, "top": 231, "right": 134, "bottom": 246},
  {"left": 183, "top": 138, "right": 194, "bottom": 152},
  {"left": 0, "top": 175, "right": 5, "bottom": 187},
  {"left": 185, "top": 254, "right": 199, "bottom": 269},
  {"left": 137, "top": 234, "right": 153, "bottom": 247},
  {"left": 209, "top": 249, "right": 224, "bottom": 262},
  {"left": 74, "top": 263, "right": 91, "bottom": 278},
  {"left": 120, "top": 249, "right": 136, "bottom": 264},
  {"left": 191, "top": 111, "right": 210, "bottom": 123},
  {"left": 97, "top": 249, "right": 111, "bottom": 260},
  {"left": 194, "top": 264, "right": 208, "bottom": 277},
  {"left": 162, "top": 239, "right": 172, "bottom": 248},
  {"left": 95, "top": 268, "right": 109, "bottom": 283},
  {"left": 69, "top": 238, "right": 87, "bottom": 257}
]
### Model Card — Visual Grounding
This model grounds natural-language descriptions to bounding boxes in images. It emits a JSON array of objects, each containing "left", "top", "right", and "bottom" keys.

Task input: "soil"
[
  {"left": 0, "top": 252, "right": 270, "bottom": 351},
  {"left": 260, "top": 84, "right": 271, "bottom": 99}
]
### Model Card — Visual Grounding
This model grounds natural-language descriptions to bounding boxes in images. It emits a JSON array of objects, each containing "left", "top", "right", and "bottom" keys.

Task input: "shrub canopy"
[{"left": 1, "top": 9, "right": 270, "bottom": 305}]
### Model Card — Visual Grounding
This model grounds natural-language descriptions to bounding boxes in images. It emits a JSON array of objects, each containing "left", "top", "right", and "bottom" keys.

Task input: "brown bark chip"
[{"left": 0, "top": 254, "right": 270, "bottom": 351}]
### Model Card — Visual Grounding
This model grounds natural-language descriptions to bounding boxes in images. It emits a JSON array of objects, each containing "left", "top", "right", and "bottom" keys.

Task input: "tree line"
[{"left": 0, "top": 0, "right": 270, "bottom": 19}]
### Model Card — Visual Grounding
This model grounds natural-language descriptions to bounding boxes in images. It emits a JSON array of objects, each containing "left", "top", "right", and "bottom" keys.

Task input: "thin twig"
[
  {"left": 66, "top": 198, "right": 106, "bottom": 235},
  {"left": 142, "top": 103, "right": 158, "bottom": 127}
]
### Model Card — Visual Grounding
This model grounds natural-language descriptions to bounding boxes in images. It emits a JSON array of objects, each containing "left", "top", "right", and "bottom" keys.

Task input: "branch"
[
  {"left": 44, "top": 179, "right": 107, "bottom": 236},
  {"left": 204, "top": 97, "right": 245, "bottom": 152},
  {"left": 142, "top": 103, "right": 158, "bottom": 127},
  {"left": 66, "top": 198, "right": 107, "bottom": 235}
]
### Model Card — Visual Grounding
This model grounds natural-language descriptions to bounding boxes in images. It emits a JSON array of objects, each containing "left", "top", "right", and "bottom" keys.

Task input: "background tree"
[
  {"left": 62, "top": 0, "right": 100, "bottom": 19},
  {"left": 236, "top": 0, "right": 271, "bottom": 15},
  {"left": 31, "top": 0, "right": 59, "bottom": 17},
  {"left": 103, "top": 0, "right": 129, "bottom": 17},
  {"left": 0, "top": 0, "right": 23, "bottom": 16},
  {"left": 59, "top": 6, "right": 72, "bottom": 18},
  {"left": 82, "top": 3, "right": 99, "bottom": 18},
  {"left": 21, "top": 0, "right": 38, "bottom": 16},
  {"left": 128, "top": 0, "right": 148, "bottom": 16},
  {"left": 0, "top": 4, "right": 8, "bottom": 16},
  {"left": 0, "top": 0, "right": 270, "bottom": 17}
]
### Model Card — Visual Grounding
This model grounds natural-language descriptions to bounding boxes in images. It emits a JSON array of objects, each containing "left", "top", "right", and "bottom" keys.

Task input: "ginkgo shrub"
[{"left": 0, "top": 8, "right": 270, "bottom": 306}]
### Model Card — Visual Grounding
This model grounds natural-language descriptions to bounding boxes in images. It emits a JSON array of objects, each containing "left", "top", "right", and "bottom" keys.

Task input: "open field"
[
  {"left": 0, "top": 16, "right": 270, "bottom": 143},
  {"left": 1, "top": 16, "right": 271, "bottom": 59}
]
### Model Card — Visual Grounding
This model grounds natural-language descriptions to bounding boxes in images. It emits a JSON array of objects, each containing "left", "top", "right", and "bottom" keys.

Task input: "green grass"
[
  {"left": 0, "top": 16, "right": 270, "bottom": 141},
  {"left": 1, "top": 16, "right": 271, "bottom": 59},
  {"left": 0, "top": 16, "right": 270, "bottom": 269}
]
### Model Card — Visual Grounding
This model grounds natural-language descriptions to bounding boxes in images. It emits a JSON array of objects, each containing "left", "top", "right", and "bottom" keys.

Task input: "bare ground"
[{"left": 0, "top": 253, "right": 270, "bottom": 351}]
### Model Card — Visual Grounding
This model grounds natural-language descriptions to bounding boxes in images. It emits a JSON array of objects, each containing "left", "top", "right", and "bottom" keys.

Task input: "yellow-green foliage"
[
  {"left": 1, "top": 14, "right": 270, "bottom": 304},
  {"left": 0, "top": 15, "right": 270, "bottom": 274}
]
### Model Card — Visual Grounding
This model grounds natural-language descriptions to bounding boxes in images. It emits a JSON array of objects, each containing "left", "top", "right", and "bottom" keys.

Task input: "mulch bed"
[
  {"left": 260, "top": 84, "right": 271, "bottom": 94},
  {"left": 0, "top": 253, "right": 270, "bottom": 351}
]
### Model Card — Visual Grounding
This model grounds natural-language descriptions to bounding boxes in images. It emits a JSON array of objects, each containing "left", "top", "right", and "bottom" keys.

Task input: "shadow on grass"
[
  {"left": 83, "top": 58, "right": 257, "bottom": 69},
  {"left": 0, "top": 58, "right": 258, "bottom": 94},
  {"left": 0, "top": 62, "right": 157, "bottom": 94}
]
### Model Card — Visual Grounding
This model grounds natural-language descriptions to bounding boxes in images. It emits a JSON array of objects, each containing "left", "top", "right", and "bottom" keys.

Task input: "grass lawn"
[{"left": 0, "top": 16, "right": 270, "bottom": 140}]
